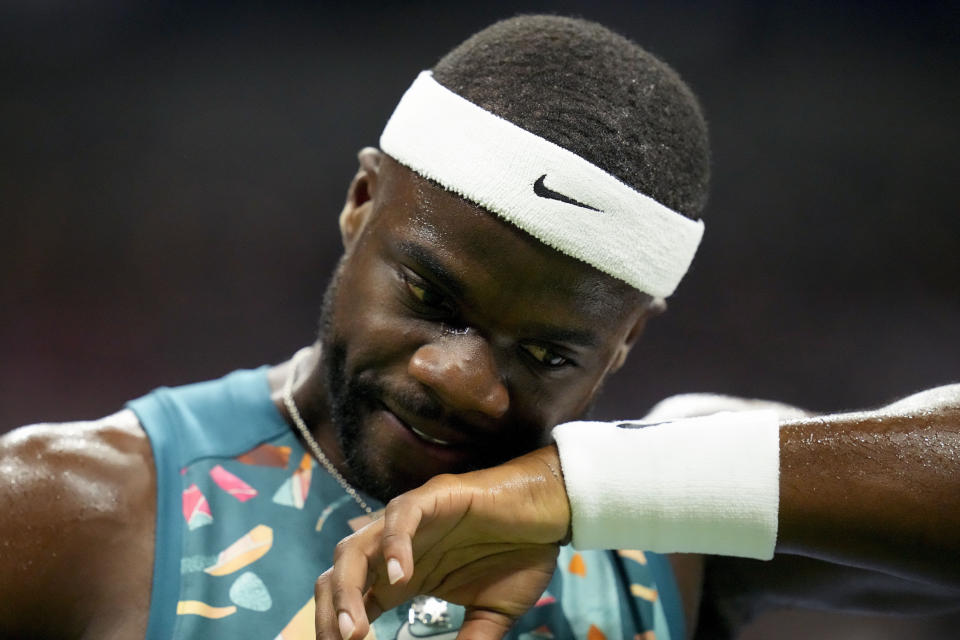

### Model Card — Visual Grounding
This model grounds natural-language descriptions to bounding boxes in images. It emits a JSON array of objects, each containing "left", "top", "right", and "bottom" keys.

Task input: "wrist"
[
  {"left": 553, "top": 411, "right": 781, "bottom": 559},
  {"left": 502, "top": 445, "right": 572, "bottom": 545}
]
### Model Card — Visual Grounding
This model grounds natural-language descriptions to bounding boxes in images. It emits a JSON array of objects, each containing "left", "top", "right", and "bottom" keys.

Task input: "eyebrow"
[
  {"left": 394, "top": 239, "right": 603, "bottom": 349},
  {"left": 394, "top": 240, "right": 466, "bottom": 300},
  {"left": 520, "top": 324, "right": 600, "bottom": 348}
]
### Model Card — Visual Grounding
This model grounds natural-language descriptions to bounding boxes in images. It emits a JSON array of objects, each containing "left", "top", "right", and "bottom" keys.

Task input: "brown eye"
[
  {"left": 522, "top": 344, "right": 570, "bottom": 368},
  {"left": 405, "top": 276, "right": 445, "bottom": 307}
]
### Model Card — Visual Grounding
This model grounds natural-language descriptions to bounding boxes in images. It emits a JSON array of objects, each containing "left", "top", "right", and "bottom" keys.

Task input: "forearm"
[
  {"left": 554, "top": 384, "right": 960, "bottom": 586},
  {"left": 314, "top": 385, "right": 960, "bottom": 640},
  {"left": 778, "top": 399, "right": 960, "bottom": 585}
]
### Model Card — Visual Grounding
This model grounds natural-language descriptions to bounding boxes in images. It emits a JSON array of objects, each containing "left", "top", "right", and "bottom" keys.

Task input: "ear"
[
  {"left": 339, "top": 147, "right": 383, "bottom": 249},
  {"left": 609, "top": 296, "right": 667, "bottom": 373}
]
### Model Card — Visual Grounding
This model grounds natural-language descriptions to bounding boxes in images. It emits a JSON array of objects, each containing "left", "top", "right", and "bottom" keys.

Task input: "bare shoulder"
[{"left": 0, "top": 410, "right": 155, "bottom": 638}]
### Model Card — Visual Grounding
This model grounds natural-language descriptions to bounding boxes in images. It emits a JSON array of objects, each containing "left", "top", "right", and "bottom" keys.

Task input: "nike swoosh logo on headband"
[{"left": 533, "top": 174, "right": 602, "bottom": 212}]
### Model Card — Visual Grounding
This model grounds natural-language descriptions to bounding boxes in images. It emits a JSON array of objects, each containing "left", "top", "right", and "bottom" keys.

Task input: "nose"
[{"left": 408, "top": 332, "right": 509, "bottom": 419}]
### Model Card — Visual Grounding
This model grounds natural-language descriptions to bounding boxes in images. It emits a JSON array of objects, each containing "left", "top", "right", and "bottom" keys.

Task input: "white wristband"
[{"left": 553, "top": 411, "right": 780, "bottom": 559}]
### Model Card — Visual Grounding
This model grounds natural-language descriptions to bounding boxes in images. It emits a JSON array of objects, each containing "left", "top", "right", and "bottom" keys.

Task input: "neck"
[{"left": 270, "top": 345, "right": 347, "bottom": 474}]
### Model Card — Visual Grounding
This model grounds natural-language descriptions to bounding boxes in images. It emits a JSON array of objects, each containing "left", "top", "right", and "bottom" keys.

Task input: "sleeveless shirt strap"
[
  {"left": 646, "top": 552, "right": 686, "bottom": 640},
  {"left": 128, "top": 387, "right": 185, "bottom": 640}
]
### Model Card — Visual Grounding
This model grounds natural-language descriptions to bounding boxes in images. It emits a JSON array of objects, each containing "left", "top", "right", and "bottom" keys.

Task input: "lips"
[
  {"left": 408, "top": 424, "right": 454, "bottom": 446},
  {"left": 380, "top": 399, "right": 476, "bottom": 450}
]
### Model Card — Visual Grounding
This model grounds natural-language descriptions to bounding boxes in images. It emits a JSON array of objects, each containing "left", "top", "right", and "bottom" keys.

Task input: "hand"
[{"left": 314, "top": 445, "right": 571, "bottom": 640}]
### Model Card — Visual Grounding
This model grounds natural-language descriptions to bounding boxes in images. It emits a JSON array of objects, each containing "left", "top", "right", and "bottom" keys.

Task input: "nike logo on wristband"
[
  {"left": 616, "top": 420, "right": 667, "bottom": 430},
  {"left": 533, "top": 174, "right": 602, "bottom": 212}
]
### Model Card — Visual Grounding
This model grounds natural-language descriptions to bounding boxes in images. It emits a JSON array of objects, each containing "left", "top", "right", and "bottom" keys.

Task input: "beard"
[
  {"left": 315, "top": 263, "right": 399, "bottom": 502},
  {"left": 319, "top": 337, "right": 400, "bottom": 502}
]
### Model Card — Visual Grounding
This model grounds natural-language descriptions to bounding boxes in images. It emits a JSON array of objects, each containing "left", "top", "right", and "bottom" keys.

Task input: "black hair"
[{"left": 432, "top": 15, "right": 710, "bottom": 220}]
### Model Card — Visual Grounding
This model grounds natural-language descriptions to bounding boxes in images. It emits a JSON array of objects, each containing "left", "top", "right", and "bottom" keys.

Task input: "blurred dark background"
[{"left": 1, "top": 1, "right": 957, "bottom": 637}]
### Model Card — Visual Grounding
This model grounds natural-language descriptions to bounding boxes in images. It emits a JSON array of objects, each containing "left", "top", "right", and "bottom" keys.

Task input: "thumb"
[{"left": 455, "top": 608, "right": 514, "bottom": 640}]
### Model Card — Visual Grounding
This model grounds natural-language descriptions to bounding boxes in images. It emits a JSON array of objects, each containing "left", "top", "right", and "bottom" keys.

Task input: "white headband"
[{"left": 379, "top": 71, "right": 704, "bottom": 297}]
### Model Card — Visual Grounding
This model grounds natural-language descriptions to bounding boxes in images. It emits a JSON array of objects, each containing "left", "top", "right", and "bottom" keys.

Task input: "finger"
[
  {"left": 315, "top": 568, "right": 377, "bottom": 640},
  {"left": 456, "top": 608, "right": 514, "bottom": 640},
  {"left": 361, "top": 588, "right": 386, "bottom": 627},
  {"left": 380, "top": 491, "right": 427, "bottom": 585},
  {"left": 326, "top": 525, "right": 384, "bottom": 639},
  {"left": 386, "top": 474, "right": 475, "bottom": 577},
  {"left": 315, "top": 570, "right": 342, "bottom": 640}
]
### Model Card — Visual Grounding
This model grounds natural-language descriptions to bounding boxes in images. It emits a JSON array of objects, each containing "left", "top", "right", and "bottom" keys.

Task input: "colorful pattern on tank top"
[{"left": 129, "top": 367, "right": 681, "bottom": 639}]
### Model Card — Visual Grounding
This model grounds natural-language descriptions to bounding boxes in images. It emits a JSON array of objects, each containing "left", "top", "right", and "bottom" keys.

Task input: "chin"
[
  {"left": 337, "top": 428, "right": 471, "bottom": 503},
  {"left": 341, "top": 414, "right": 519, "bottom": 503}
]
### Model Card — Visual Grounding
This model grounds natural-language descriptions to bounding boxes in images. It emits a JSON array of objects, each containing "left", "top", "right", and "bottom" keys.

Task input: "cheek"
[
  {"left": 329, "top": 260, "right": 430, "bottom": 370},
  {"left": 580, "top": 369, "right": 611, "bottom": 410},
  {"left": 513, "top": 371, "right": 606, "bottom": 437}
]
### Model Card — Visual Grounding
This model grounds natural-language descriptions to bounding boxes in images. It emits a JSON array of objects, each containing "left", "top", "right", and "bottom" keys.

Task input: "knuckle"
[
  {"left": 428, "top": 472, "right": 455, "bottom": 487},
  {"left": 331, "top": 585, "right": 351, "bottom": 603},
  {"left": 386, "top": 494, "right": 408, "bottom": 512},
  {"left": 381, "top": 530, "right": 406, "bottom": 547},
  {"left": 333, "top": 538, "right": 352, "bottom": 559},
  {"left": 315, "top": 570, "right": 332, "bottom": 595}
]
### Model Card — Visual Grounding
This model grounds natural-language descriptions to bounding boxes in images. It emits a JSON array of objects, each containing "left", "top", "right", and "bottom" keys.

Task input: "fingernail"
[
  {"left": 387, "top": 557, "right": 405, "bottom": 584},
  {"left": 338, "top": 611, "right": 355, "bottom": 640}
]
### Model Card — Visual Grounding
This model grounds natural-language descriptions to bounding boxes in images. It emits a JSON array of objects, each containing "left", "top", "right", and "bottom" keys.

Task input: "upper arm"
[{"left": 0, "top": 411, "right": 156, "bottom": 638}]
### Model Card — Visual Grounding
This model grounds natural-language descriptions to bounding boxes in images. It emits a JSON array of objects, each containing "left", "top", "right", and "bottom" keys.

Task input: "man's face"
[{"left": 320, "top": 155, "right": 653, "bottom": 501}]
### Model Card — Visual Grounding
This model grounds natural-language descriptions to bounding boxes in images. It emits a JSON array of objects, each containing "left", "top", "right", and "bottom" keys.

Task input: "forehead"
[{"left": 368, "top": 157, "right": 640, "bottom": 328}]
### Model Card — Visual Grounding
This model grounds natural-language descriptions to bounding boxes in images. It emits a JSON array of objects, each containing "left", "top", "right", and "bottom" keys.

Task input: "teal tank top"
[{"left": 128, "top": 367, "right": 685, "bottom": 640}]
